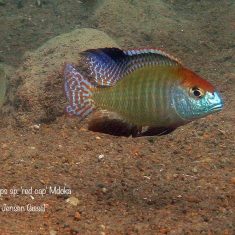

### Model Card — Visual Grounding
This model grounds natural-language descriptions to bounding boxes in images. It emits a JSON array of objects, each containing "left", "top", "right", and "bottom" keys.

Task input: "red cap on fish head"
[{"left": 179, "top": 67, "right": 215, "bottom": 93}]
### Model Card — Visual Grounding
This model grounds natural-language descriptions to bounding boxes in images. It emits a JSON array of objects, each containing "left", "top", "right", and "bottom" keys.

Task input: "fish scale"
[{"left": 92, "top": 66, "right": 180, "bottom": 126}]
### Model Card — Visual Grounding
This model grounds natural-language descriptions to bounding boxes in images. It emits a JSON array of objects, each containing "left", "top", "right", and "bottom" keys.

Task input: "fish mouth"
[
  {"left": 210, "top": 104, "right": 223, "bottom": 112},
  {"left": 208, "top": 91, "right": 224, "bottom": 112},
  {"left": 210, "top": 98, "right": 224, "bottom": 112}
]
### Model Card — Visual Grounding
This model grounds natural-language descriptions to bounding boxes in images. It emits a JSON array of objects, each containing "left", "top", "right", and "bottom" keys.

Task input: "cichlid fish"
[{"left": 63, "top": 48, "right": 223, "bottom": 134}]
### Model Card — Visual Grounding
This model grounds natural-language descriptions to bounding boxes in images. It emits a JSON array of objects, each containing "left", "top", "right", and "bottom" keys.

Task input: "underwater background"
[{"left": 0, "top": 0, "right": 234, "bottom": 234}]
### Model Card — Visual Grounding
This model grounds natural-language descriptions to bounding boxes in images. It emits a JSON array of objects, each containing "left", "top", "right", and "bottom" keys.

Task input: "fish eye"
[{"left": 189, "top": 87, "right": 205, "bottom": 99}]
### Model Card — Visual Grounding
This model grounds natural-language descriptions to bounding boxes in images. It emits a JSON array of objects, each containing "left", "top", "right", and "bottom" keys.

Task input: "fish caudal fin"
[{"left": 64, "top": 64, "right": 95, "bottom": 120}]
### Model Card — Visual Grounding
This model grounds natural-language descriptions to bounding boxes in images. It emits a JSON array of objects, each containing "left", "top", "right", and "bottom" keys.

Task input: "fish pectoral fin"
[{"left": 141, "top": 126, "right": 177, "bottom": 136}]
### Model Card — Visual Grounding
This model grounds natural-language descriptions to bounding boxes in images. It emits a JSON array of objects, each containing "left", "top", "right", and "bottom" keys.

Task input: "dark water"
[{"left": 0, "top": 0, "right": 232, "bottom": 65}]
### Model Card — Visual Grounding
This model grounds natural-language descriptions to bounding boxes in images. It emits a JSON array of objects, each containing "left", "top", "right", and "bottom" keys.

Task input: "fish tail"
[{"left": 64, "top": 64, "right": 95, "bottom": 120}]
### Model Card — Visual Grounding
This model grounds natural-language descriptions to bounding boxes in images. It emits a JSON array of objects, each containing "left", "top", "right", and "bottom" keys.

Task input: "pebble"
[
  {"left": 159, "top": 227, "right": 169, "bottom": 234},
  {"left": 35, "top": 0, "right": 42, "bottom": 7},
  {"left": 98, "top": 154, "right": 104, "bottom": 160},
  {"left": 39, "top": 179, "right": 46, "bottom": 184},
  {"left": 49, "top": 230, "right": 57, "bottom": 235},
  {"left": 31, "top": 124, "right": 40, "bottom": 130},
  {"left": 74, "top": 211, "right": 81, "bottom": 221},
  {"left": 70, "top": 227, "right": 80, "bottom": 234},
  {"left": 29, "top": 146, "right": 36, "bottom": 150},
  {"left": 230, "top": 177, "right": 235, "bottom": 185},
  {"left": 1, "top": 143, "right": 7, "bottom": 149},
  {"left": 66, "top": 196, "right": 80, "bottom": 206},
  {"left": 96, "top": 136, "right": 101, "bottom": 140},
  {"left": 101, "top": 187, "right": 108, "bottom": 193},
  {"left": 143, "top": 175, "right": 151, "bottom": 180},
  {"left": 192, "top": 167, "right": 198, "bottom": 173}
]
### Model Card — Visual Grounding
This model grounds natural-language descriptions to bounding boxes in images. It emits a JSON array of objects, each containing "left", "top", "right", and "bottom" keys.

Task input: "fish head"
[{"left": 172, "top": 68, "right": 223, "bottom": 121}]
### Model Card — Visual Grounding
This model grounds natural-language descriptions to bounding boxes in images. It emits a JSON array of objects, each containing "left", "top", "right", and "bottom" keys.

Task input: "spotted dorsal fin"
[{"left": 82, "top": 47, "right": 181, "bottom": 87}]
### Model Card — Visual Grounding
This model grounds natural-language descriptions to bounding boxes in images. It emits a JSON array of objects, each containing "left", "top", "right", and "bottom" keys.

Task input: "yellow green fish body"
[{"left": 93, "top": 66, "right": 184, "bottom": 126}]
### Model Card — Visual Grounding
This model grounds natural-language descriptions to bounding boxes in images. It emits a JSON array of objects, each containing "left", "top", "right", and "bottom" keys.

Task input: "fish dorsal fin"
[
  {"left": 124, "top": 48, "right": 180, "bottom": 64},
  {"left": 82, "top": 48, "right": 127, "bottom": 87},
  {"left": 83, "top": 47, "right": 181, "bottom": 87}
]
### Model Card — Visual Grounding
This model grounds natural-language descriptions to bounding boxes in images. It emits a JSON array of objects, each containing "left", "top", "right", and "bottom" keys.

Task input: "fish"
[{"left": 63, "top": 47, "right": 223, "bottom": 135}]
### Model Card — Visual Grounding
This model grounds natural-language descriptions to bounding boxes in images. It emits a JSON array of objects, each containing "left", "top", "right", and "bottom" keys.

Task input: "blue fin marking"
[
  {"left": 64, "top": 64, "right": 95, "bottom": 120},
  {"left": 83, "top": 47, "right": 180, "bottom": 86},
  {"left": 83, "top": 48, "right": 127, "bottom": 86}
]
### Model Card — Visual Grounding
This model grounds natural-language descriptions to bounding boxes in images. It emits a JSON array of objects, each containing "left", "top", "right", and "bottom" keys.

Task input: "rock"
[
  {"left": 98, "top": 154, "right": 104, "bottom": 161},
  {"left": 230, "top": 177, "right": 235, "bottom": 185},
  {"left": 101, "top": 187, "right": 108, "bottom": 193},
  {"left": 35, "top": 0, "right": 42, "bottom": 7},
  {"left": 5, "top": 28, "right": 118, "bottom": 125},
  {"left": 0, "top": 63, "right": 14, "bottom": 109},
  {"left": 66, "top": 196, "right": 80, "bottom": 206},
  {"left": 74, "top": 211, "right": 81, "bottom": 221},
  {"left": 49, "top": 230, "right": 57, "bottom": 235},
  {"left": 192, "top": 167, "right": 198, "bottom": 173},
  {"left": 0, "top": 66, "right": 6, "bottom": 108},
  {"left": 89, "top": 0, "right": 198, "bottom": 48},
  {"left": 1, "top": 143, "right": 7, "bottom": 149},
  {"left": 0, "top": 0, "right": 6, "bottom": 6},
  {"left": 30, "top": 124, "right": 40, "bottom": 131},
  {"left": 0, "top": 63, "right": 15, "bottom": 126}
]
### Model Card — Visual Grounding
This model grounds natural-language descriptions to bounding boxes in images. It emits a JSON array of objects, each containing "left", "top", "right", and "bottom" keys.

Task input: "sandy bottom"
[{"left": 0, "top": 0, "right": 234, "bottom": 234}]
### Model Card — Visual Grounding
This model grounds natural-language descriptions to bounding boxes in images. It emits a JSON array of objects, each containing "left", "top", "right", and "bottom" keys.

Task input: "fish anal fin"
[{"left": 141, "top": 126, "right": 177, "bottom": 136}]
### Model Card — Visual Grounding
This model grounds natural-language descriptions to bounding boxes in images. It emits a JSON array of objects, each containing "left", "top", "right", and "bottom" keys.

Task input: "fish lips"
[{"left": 208, "top": 91, "right": 224, "bottom": 112}]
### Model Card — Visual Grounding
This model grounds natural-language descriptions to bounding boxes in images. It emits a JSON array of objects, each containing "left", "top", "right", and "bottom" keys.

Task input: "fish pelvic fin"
[
  {"left": 82, "top": 47, "right": 181, "bottom": 87},
  {"left": 64, "top": 64, "right": 95, "bottom": 120}
]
